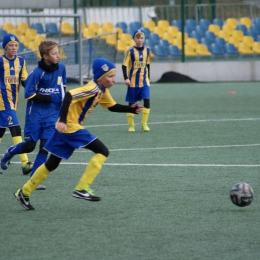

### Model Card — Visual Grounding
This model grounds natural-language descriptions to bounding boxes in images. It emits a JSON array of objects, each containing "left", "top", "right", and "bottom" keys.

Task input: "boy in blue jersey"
[
  {"left": 13, "top": 58, "right": 143, "bottom": 210},
  {"left": 0, "top": 34, "right": 32, "bottom": 175},
  {"left": 1, "top": 40, "right": 66, "bottom": 190},
  {"left": 122, "top": 29, "right": 151, "bottom": 132}
]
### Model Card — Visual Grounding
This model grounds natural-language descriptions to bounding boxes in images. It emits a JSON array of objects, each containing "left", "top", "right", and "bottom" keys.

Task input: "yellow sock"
[
  {"left": 141, "top": 108, "right": 150, "bottom": 124},
  {"left": 76, "top": 153, "right": 107, "bottom": 190},
  {"left": 0, "top": 138, "right": 2, "bottom": 143},
  {"left": 127, "top": 113, "right": 135, "bottom": 126},
  {"left": 22, "top": 164, "right": 50, "bottom": 196},
  {"left": 12, "top": 136, "right": 28, "bottom": 167}
]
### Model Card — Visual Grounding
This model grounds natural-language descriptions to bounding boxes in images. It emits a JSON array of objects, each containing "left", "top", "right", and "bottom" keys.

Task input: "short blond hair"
[{"left": 38, "top": 40, "right": 58, "bottom": 57}]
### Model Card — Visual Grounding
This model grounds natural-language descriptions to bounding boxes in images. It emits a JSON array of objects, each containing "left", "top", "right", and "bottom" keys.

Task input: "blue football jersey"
[{"left": 24, "top": 63, "right": 67, "bottom": 124}]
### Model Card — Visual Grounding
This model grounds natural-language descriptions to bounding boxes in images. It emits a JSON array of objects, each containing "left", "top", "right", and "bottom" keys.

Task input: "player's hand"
[
  {"left": 131, "top": 102, "right": 144, "bottom": 114},
  {"left": 124, "top": 79, "right": 130, "bottom": 86},
  {"left": 56, "top": 122, "right": 67, "bottom": 132}
]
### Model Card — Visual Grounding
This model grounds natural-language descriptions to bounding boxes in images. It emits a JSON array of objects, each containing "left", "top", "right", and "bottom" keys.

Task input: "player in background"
[
  {"left": 0, "top": 34, "right": 32, "bottom": 175},
  {"left": 122, "top": 29, "right": 151, "bottom": 132},
  {"left": 1, "top": 40, "right": 66, "bottom": 190},
  {"left": 13, "top": 58, "right": 143, "bottom": 210}
]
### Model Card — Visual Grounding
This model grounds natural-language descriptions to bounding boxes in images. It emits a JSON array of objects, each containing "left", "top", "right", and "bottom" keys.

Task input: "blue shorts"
[
  {"left": 24, "top": 121, "right": 56, "bottom": 142},
  {"left": 44, "top": 128, "right": 97, "bottom": 160},
  {"left": 125, "top": 86, "right": 150, "bottom": 103},
  {"left": 0, "top": 110, "right": 20, "bottom": 128}
]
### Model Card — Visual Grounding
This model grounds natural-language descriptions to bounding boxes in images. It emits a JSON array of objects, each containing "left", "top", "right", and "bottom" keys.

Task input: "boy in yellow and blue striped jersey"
[
  {"left": 122, "top": 29, "right": 151, "bottom": 132},
  {"left": 13, "top": 58, "right": 143, "bottom": 210},
  {"left": 0, "top": 34, "right": 32, "bottom": 174}
]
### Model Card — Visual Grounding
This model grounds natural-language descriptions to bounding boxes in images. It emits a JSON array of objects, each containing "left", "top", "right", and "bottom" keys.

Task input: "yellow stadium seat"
[
  {"left": 106, "top": 34, "right": 117, "bottom": 46},
  {"left": 167, "top": 26, "right": 179, "bottom": 37},
  {"left": 88, "top": 22, "right": 100, "bottom": 34},
  {"left": 186, "top": 38, "right": 198, "bottom": 50},
  {"left": 10, "top": 29, "right": 23, "bottom": 39},
  {"left": 240, "top": 17, "right": 252, "bottom": 29},
  {"left": 208, "top": 24, "right": 220, "bottom": 36},
  {"left": 120, "top": 33, "right": 132, "bottom": 45},
  {"left": 162, "top": 32, "right": 174, "bottom": 44},
  {"left": 172, "top": 38, "right": 183, "bottom": 50},
  {"left": 184, "top": 44, "right": 197, "bottom": 56},
  {"left": 157, "top": 20, "right": 170, "bottom": 32},
  {"left": 128, "top": 39, "right": 135, "bottom": 47},
  {"left": 113, "top": 27, "right": 123, "bottom": 39},
  {"left": 242, "top": 36, "right": 254, "bottom": 49},
  {"left": 143, "top": 20, "right": 156, "bottom": 32},
  {"left": 226, "top": 18, "right": 238, "bottom": 30},
  {"left": 238, "top": 42, "right": 253, "bottom": 54},
  {"left": 218, "top": 30, "right": 230, "bottom": 42},
  {"left": 228, "top": 37, "right": 240, "bottom": 48},
  {"left": 253, "top": 42, "right": 260, "bottom": 54},
  {"left": 59, "top": 48, "right": 67, "bottom": 59},
  {"left": 116, "top": 39, "right": 128, "bottom": 52},
  {"left": 222, "top": 24, "right": 234, "bottom": 36},
  {"left": 77, "top": 22, "right": 87, "bottom": 31},
  {"left": 0, "top": 49, "right": 4, "bottom": 55},
  {"left": 153, "top": 26, "right": 164, "bottom": 38},
  {"left": 34, "top": 34, "right": 46, "bottom": 44},
  {"left": 96, "top": 28, "right": 107, "bottom": 38},
  {"left": 196, "top": 44, "right": 211, "bottom": 56},
  {"left": 16, "top": 22, "right": 29, "bottom": 34},
  {"left": 2, "top": 23, "right": 15, "bottom": 33},
  {"left": 28, "top": 41, "right": 38, "bottom": 51},
  {"left": 176, "top": 32, "right": 188, "bottom": 44},
  {"left": 102, "top": 22, "right": 114, "bottom": 32},
  {"left": 25, "top": 29, "right": 38, "bottom": 41},
  {"left": 82, "top": 28, "right": 95, "bottom": 38},
  {"left": 61, "top": 22, "right": 75, "bottom": 35},
  {"left": 20, "top": 35, "right": 31, "bottom": 47},
  {"left": 232, "top": 30, "right": 244, "bottom": 42}
]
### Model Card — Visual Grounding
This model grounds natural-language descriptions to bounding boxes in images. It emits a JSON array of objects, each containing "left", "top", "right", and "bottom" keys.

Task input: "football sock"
[
  {"left": 22, "top": 164, "right": 50, "bottom": 196},
  {"left": 127, "top": 113, "right": 135, "bottom": 126},
  {"left": 30, "top": 152, "right": 48, "bottom": 177},
  {"left": 141, "top": 108, "right": 150, "bottom": 124},
  {"left": 12, "top": 136, "right": 29, "bottom": 167},
  {"left": 76, "top": 153, "right": 107, "bottom": 190},
  {"left": 8, "top": 142, "right": 24, "bottom": 155},
  {"left": 0, "top": 138, "right": 2, "bottom": 143}
]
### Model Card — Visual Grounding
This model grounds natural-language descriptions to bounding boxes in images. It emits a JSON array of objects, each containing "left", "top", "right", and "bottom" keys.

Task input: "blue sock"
[
  {"left": 8, "top": 142, "right": 24, "bottom": 155},
  {"left": 30, "top": 153, "right": 48, "bottom": 177}
]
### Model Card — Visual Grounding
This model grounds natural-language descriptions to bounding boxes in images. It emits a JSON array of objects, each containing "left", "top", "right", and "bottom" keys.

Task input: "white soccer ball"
[{"left": 230, "top": 182, "right": 254, "bottom": 207}]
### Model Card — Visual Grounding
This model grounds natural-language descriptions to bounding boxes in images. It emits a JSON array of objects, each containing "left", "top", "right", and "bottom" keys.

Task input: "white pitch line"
[{"left": 5, "top": 162, "right": 260, "bottom": 167}]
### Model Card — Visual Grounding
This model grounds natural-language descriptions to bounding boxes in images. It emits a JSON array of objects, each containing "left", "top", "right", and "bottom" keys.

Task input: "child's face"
[
  {"left": 43, "top": 45, "right": 59, "bottom": 65},
  {"left": 134, "top": 33, "right": 145, "bottom": 47},
  {"left": 5, "top": 43, "right": 19, "bottom": 59},
  {"left": 98, "top": 71, "right": 116, "bottom": 88}
]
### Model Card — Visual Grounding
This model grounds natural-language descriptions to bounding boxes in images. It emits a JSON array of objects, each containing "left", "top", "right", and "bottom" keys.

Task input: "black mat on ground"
[{"left": 156, "top": 71, "right": 198, "bottom": 83}]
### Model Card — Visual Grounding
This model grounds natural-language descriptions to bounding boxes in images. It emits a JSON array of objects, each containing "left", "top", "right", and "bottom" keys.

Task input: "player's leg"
[
  {"left": 14, "top": 154, "right": 62, "bottom": 210},
  {"left": 0, "top": 127, "right": 6, "bottom": 143},
  {"left": 72, "top": 138, "right": 109, "bottom": 201},
  {"left": 126, "top": 87, "right": 137, "bottom": 132},
  {"left": 141, "top": 98, "right": 150, "bottom": 132}
]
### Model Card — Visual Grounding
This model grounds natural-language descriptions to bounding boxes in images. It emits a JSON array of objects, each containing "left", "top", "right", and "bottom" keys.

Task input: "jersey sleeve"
[
  {"left": 20, "top": 59, "right": 28, "bottom": 82},
  {"left": 146, "top": 47, "right": 151, "bottom": 65},
  {"left": 122, "top": 48, "right": 131, "bottom": 67},
  {"left": 99, "top": 89, "right": 116, "bottom": 109},
  {"left": 24, "top": 69, "right": 42, "bottom": 100}
]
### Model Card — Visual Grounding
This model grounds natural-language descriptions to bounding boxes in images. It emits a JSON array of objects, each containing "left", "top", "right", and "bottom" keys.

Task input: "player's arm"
[
  {"left": 58, "top": 91, "right": 72, "bottom": 124},
  {"left": 146, "top": 64, "right": 150, "bottom": 79},
  {"left": 108, "top": 103, "right": 143, "bottom": 114}
]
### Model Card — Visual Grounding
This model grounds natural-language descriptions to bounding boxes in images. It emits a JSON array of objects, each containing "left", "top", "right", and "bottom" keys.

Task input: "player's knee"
[
  {"left": 39, "top": 140, "right": 48, "bottom": 155},
  {"left": 23, "top": 141, "right": 37, "bottom": 153},
  {"left": 101, "top": 146, "right": 109, "bottom": 157},
  {"left": 9, "top": 125, "right": 22, "bottom": 136}
]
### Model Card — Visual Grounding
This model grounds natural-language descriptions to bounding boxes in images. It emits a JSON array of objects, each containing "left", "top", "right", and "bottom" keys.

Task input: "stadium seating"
[
  {"left": 213, "top": 18, "right": 224, "bottom": 29},
  {"left": 232, "top": 30, "right": 244, "bottom": 42},
  {"left": 46, "top": 23, "right": 60, "bottom": 35},
  {"left": 116, "top": 39, "right": 128, "bottom": 52},
  {"left": 2, "top": 23, "right": 14, "bottom": 33},
  {"left": 106, "top": 34, "right": 117, "bottom": 46},
  {"left": 115, "top": 22, "right": 128, "bottom": 33},
  {"left": 143, "top": 20, "right": 156, "bottom": 32},
  {"left": 25, "top": 29, "right": 38, "bottom": 41},
  {"left": 149, "top": 33, "right": 160, "bottom": 46},
  {"left": 142, "top": 28, "right": 151, "bottom": 39},
  {"left": 222, "top": 24, "right": 234, "bottom": 36},
  {"left": 120, "top": 33, "right": 132, "bottom": 45},
  {"left": 129, "top": 21, "right": 142, "bottom": 34},
  {"left": 16, "top": 22, "right": 29, "bottom": 34},
  {"left": 228, "top": 37, "right": 240, "bottom": 48},
  {"left": 226, "top": 18, "right": 237, "bottom": 30},
  {"left": 253, "top": 42, "right": 260, "bottom": 54},
  {"left": 236, "top": 24, "right": 248, "bottom": 35},
  {"left": 157, "top": 20, "right": 170, "bottom": 32},
  {"left": 158, "top": 39, "right": 170, "bottom": 52},
  {"left": 153, "top": 27, "right": 164, "bottom": 38},
  {"left": 196, "top": 44, "right": 211, "bottom": 56},
  {"left": 30, "top": 22, "right": 45, "bottom": 34},
  {"left": 190, "top": 30, "right": 202, "bottom": 43},
  {"left": 186, "top": 38, "right": 198, "bottom": 51},
  {"left": 113, "top": 27, "right": 123, "bottom": 39},
  {"left": 171, "top": 20, "right": 182, "bottom": 31},
  {"left": 224, "top": 43, "right": 239, "bottom": 55},
  {"left": 168, "top": 45, "right": 181, "bottom": 57},
  {"left": 184, "top": 25, "right": 193, "bottom": 37},
  {"left": 176, "top": 32, "right": 188, "bottom": 43},
  {"left": 214, "top": 37, "right": 226, "bottom": 50},
  {"left": 167, "top": 26, "right": 179, "bottom": 37},
  {"left": 199, "top": 19, "right": 210, "bottom": 31},
  {"left": 153, "top": 45, "right": 168, "bottom": 57},
  {"left": 210, "top": 43, "right": 225, "bottom": 55},
  {"left": 82, "top": 28, "right": 95, "bottom": 38},
  {"left": 184, "top": 44, "right": 197, "bottom": 56},
  {"left": 0, "top": 29, "right": 7, "bottom": 39},
  {"left": 102, "top": 22, "right": 114, "bottom": 32},
  {"left": 88, "top": 22, "right": 100, "bottom": 34},
  {"left": 61, "top": 22, "right": 75, "bottom": 35},
  {"left": 218, "top": 30, "right": 229, "bottom": 42},
  {"left": 204, "top": 31, "right": 216, "bottom": 44},
  {"left": 59, "top": 48, "right": 68, "bottom": 59},
  {"left": 0, "top": 49, "right": 4, "bottom": 55},
  {"left": 240, "top": 17, "right": 252, "bottom": 29},
  {"left": 238, "top": 42, "right": 253, "bottom": 55},
  {"left": 208, "top": 24, "right": 220, "bottom": 36},
  {"left": 185, "top": 19, "right": 196, "bottom": 30},
  {"left": 242, "top": 36, "right": 254, "bottom": 49}
]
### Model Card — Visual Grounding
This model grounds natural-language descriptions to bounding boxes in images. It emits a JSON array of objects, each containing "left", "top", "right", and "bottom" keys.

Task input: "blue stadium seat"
[
  {"left": 31, "top": 22, "right": 45, "bottom": 34},
  {"left": 153, "top": 45, "right": 168, "bottom": 57},
  {"left": 46, "top": 23, "right": 60, "bottom": 34},
  {"left": 0, "top": 29, "right": 7, "bottom": 39},
  {"left": 236, "top": 24, "right": 248, "bottom": 35},
  {"left": 142, "top": 27, "right": 151, "bottom": 39},
  {"left": 201, "top": 37, "right": 212, "bottom": 51},
  {"left": 149, "top": 33, "right": 160, "bottom": 45},
  {"left": 247, "top": 27, "right": 258, "bottom": 41},
  {"left": 211, "top": 43, "right": 225, "bottom": 55},
  {"left": 204, "top": 31, "right": 216, "bottom": 43},
  {"left": 115, "top": 22, "right": 128, "bottom": 33},
  {"left": 129, "top": 21, "right": 142, "bottom": 31},
  {"left": 184, "top": 25, "right": 193, "bottom": 37},
  {"left": 195, "top": 25, "right": 206, "bottom": 37},
  {"left": 250, "top": 23, "right": 260, "bottom": 35},
  {"left": 213, "top": 18, "right": 224, "bottom": 29},
  {"left": 190, "top": 30, "right": 202, "bottom": 43},
  {"left": 185, "top": 19, "right": 196, "bottom": 30},
  {"left": 199, "top": 19, "right": 210, "bottom": 31},
  {"left": 171, "top": 20, "right": 182, "bottom": 31},
  {"left": 144, "top": 38, "right": 154, "bottom": 48},
  {"left": 215, "top": 37, "right": 226, "bottom": 50},
  {"left": 168, "top": 45, "right": 181, "bottom": 57},
  {"left": 225, "top": 43, "right": 239, "bottom": 55},
  {"left": 18, "top": 43, "right": 26, "bottom": 52},
  {"left": 158, "top": 39, "right": 170, "bottom": 51}
]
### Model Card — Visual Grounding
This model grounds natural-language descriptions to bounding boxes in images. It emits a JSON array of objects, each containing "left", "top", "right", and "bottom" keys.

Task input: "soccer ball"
[{"left": 230, "top": 182, "right": 254, "bottom": 207}]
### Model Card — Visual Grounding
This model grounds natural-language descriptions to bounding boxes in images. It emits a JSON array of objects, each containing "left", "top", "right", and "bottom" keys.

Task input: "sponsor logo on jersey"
[
  {"left": 134, "top": 61, "right": 146, "bottom": 69},
  {"left": 39, "top": 88, "right": 60, "bottom": 94},
  {"left": 5, "top": 76, "right": 19, "bottom": 84}
]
